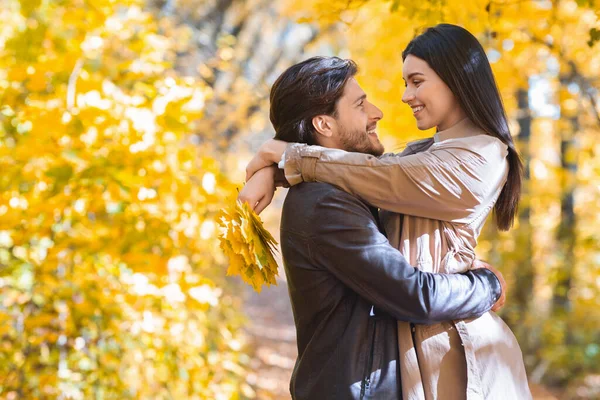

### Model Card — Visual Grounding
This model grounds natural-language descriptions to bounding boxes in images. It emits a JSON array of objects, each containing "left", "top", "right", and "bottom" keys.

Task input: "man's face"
[{"left": 329, "top": 78, "right": 385, "bottom": 156}]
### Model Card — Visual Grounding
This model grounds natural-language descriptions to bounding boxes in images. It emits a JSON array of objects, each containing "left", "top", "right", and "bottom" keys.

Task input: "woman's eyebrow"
[{"left": 406, "top": 72, "right": 425, "bottom": 80}]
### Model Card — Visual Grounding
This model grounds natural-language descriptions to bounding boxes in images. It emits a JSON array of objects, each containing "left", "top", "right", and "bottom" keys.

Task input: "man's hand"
[
  {"left": 245, "top": 139, "right": 288, "bottom": 182},
  {"left": 472, "top": 259, "right": 506, "bottom": 312},
  {"left": 238, "top": 165, "right": 277, "bottom": 214}
]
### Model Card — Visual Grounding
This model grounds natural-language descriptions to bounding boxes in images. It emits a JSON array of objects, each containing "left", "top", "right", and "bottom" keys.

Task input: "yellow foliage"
[
  {"left": 218, "top": 200, "right": 279, "bottom": 293},
  {"left": 0, "top": 0, "right": 251, "bottom": 398}
]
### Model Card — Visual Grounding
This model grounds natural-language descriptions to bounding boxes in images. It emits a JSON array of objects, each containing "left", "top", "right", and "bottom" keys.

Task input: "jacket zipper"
[{"left": 360, "top": 318, "right": 377, "bottom": 399}]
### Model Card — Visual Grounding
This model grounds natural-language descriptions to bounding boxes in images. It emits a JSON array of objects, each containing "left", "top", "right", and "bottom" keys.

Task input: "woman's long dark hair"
[{"left": 403, "top": 24, "right": 523, "bottom": 231}]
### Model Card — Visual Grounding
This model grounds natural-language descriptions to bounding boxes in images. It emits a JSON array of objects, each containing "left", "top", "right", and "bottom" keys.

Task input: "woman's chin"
[{"left": 416, "top": 121, "right": 434, "bottom": 130}]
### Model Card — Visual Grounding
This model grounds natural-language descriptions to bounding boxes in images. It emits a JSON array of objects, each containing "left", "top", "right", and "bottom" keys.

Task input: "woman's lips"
[{"left": 412, "top": 105, "right": 425, "bottom": 116}]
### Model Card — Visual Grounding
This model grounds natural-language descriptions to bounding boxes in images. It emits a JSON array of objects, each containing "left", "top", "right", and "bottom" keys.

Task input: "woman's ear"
[{"left": 312, "top": 115, "right": 334, "bottom": 138}]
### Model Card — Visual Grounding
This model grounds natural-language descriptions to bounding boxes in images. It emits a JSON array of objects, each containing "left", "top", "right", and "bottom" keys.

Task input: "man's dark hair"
[
  {"left": 403, "top": 24, "right": 522, "bottom": 231},
  {"left": 269, "top": 56, "right": 358, "bottom": 145}
]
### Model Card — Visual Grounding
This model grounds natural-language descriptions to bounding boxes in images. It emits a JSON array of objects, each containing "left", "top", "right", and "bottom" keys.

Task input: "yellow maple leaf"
[
  {"left": 219, "top": 240, "right": 245, "bottom": 277},
  {"left": 217, "top": 199, "right": 279, "bottom": 292}
]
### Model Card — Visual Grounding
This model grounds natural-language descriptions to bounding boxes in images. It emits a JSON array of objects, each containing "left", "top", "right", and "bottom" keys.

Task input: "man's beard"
[{"left": 338, "top": 126, "right": 384, "bottom": 157}]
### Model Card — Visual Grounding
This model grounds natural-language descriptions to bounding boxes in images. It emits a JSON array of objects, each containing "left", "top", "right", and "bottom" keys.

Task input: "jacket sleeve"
[
  {"left": 283, "top": 140, "right": 507, "bottom": 223},
  {"left": 307, "top": 187, "right": 501, "bottom": 324}
]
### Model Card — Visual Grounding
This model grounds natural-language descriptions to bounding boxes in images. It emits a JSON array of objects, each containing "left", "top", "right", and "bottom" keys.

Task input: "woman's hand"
[
  {"left": 238, "top": 165, "right": 278, "bottom": 214},
  {"left": 245, "top": 139, "right": 288, "bottom": 182}
]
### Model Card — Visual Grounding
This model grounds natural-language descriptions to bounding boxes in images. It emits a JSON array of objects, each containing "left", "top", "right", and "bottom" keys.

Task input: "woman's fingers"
[
  {"left": 238, "top": 186, "right": 261, "bottom": 210},
  {"left": 238, "top": 195, "right": 257, "bottom": 210},
  {"left": 255, "top": 188, "right": 276, "bottom": 215},
  {"left": 254, "top": 195, "right": 271, "bottom": 215},
  {"left": 239, "top": 165, "right": 277, "bottom": 213},
  {"left": 238, "top": 190, "right": 273, "bottom": 215}
]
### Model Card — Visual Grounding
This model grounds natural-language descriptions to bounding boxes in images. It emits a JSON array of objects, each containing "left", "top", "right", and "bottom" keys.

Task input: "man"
[{"left": 239, "top": 57, "right": 505, "bottom": 399}]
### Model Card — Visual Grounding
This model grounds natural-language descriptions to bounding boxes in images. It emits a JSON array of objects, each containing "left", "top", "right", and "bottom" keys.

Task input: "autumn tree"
[{"left": 0, "top": 0, "right": 254, "bottom": 398}]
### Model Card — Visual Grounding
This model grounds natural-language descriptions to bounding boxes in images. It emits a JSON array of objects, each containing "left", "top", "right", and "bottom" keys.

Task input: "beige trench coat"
[{"left": 283, "top": 118, "right": 532, "bottom": 399}]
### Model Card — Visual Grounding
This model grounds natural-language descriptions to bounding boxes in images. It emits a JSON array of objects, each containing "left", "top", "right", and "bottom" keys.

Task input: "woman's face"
[{"left": 401, "top": 55, "right": 466, "bottom": 132}]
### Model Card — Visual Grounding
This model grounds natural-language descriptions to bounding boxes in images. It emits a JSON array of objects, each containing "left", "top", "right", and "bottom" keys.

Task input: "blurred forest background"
[{"left": 0, "top": 0, "right": 598, "bottom": 399}]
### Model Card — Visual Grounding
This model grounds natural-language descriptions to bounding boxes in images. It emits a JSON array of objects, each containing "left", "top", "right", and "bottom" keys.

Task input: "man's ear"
[{"left": 312, "top": 115, "right": 334, "bottom": 138}]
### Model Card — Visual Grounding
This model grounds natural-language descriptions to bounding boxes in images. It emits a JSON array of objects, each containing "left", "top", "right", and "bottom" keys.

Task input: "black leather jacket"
[{"left": 280, "top": 183, "right": 502, "bottom": 400}]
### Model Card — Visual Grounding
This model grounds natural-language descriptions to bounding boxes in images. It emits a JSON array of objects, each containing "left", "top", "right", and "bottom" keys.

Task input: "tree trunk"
[{"left": 507, "top": 87, "right": 536, "bottom": 353}]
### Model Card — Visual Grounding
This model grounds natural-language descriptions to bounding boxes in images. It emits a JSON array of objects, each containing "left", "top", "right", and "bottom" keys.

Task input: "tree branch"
[
  {"left": 67, "top": 58, "right": 84, "bottom": 111},
  {"left": 528, "top": 33, "right": 600, "bottom": 125}
]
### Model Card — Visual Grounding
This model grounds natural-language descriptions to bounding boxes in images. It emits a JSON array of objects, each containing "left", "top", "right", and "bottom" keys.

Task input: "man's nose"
[{"left": 368, "top": 102, "right": 384, "bottom": 121}]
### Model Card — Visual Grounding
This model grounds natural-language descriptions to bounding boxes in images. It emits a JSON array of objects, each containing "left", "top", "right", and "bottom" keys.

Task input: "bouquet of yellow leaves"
[{"left": 217, "top": 200, "right": 279, "bottom": 293}]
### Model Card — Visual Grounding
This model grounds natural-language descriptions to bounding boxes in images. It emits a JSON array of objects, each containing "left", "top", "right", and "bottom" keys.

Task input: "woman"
[{"left": 242, "top": 24, "right": 531, "bottom": 399}]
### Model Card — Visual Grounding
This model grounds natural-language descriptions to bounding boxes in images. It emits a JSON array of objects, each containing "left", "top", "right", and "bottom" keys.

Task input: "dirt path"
[{"left": 244, "top": 274, "right": 297, "bottom": 399}]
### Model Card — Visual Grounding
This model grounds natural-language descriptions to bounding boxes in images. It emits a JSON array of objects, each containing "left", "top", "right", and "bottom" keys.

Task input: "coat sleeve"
[
  {"left": 283, "top": 140, "right": 507, "bottom": 224},
  {"left": 306, "top": 187, "right": 501, "bottom": 324}
]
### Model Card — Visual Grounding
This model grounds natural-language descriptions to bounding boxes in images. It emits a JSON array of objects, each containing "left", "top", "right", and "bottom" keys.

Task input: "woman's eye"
[{"left": 413, "top": 80, "right": 422, "bottom": 86}]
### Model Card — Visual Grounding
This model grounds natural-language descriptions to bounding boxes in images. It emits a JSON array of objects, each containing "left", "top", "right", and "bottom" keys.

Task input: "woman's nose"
[{"left": 402, "top": 88, "right": 414, "bottom": 103}]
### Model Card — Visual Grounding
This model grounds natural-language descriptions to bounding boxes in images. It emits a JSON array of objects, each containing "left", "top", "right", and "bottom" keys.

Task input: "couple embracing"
[{"left": 239, "top": 24, "right": 532, "bottom": 400}]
